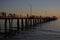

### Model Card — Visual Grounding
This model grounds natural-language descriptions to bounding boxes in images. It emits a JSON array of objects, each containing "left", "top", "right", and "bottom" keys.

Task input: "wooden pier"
[{"left": 0, "top": 16, "right": 57, "bottom": 38}]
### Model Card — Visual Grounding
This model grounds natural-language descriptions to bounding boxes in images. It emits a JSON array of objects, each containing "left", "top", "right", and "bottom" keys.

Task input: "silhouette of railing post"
[
  {"left": 5, "top": 19, "right": 7, "bottom": 34},
  {"left": 17, "top": 19, "right": 19, "bottom": 31}
]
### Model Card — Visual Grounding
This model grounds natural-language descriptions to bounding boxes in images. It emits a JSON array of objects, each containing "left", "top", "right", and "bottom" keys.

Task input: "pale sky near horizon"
[{"left": 0, "top": 0, "right": 60, "bottom": 17}]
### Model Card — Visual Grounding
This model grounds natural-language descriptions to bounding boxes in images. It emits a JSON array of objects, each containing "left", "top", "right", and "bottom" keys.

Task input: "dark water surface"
[{"left": 0, "top": 19, "right": 60, "bottom": 40}]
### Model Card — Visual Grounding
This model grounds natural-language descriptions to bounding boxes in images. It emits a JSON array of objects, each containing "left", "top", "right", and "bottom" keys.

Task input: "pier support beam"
[
  {"left": 25, "top": 18, "right": 28, "bottom": 28},
  {"left": 21, "top": 18, "right": 24, "bottom": 30},
  {"left": 5, "top": 19, "right": 7, "bottom": 34},
  {"left": 9, "top": 19, "right": 13, "bottom": 32},
  {"left": 17, "top": 19, "right": 19, "bottom": 31},
  {"left": 29, "top": 19, "right": 32, "bottom": 26},
  {"left": 32, "top": 19, "right": 34, "bottom": 26}
]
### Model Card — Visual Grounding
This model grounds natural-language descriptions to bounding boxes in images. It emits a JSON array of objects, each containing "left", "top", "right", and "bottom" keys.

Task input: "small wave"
[{"left": 40, "top": 29, "right": 60, "bottom": 33}]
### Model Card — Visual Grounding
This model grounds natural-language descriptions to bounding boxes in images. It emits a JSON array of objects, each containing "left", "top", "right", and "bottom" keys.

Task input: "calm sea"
[{"left": 0, "top": 19, "right": 60, "bottom": 40}]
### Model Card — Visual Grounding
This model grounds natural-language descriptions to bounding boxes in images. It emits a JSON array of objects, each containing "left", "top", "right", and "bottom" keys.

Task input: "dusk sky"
[{"left": 0, "top": 0, "right": 60, "bottom": 17}]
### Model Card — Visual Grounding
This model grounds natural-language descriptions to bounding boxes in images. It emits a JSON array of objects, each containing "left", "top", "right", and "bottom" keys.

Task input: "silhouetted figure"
[
  {"left": 1, "top": 12, "right": 6, "bottom": 17},
  {"left": 52, "top": 16, "right": 57, "bottom": 20},
  {"left": 8, "top": 13, "right": 12, "bottom": 18},
  {"left": 12, "top": 13, "right": 16, "bottom": 17}
]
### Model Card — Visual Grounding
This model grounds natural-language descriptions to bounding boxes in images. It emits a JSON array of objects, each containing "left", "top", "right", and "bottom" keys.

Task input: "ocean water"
[{"left": 0, "top": 19, "right": 60, "bottom": 40}]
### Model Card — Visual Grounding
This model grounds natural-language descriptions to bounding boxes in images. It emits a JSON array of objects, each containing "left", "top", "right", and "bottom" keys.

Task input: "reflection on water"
[
  {"left": 0, "top": 19, "right": 60, "bottom": 40},
  {"left": 40, "top": 19, "right": 60, "bottom": 31}
]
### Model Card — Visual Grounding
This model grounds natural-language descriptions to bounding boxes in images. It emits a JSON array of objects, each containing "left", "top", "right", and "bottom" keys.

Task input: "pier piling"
[
  {"left": 17, "top": 19, "right": 19, "bottom": 31},
  {"left": 25, "top": 18, "right": 28, "bottom": 28},
  {"left": 5, "top": 19, "right": 7, "bottom": 34},
  {"left": 21, "top": 18, "right": 24, "bottom": 30}
]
